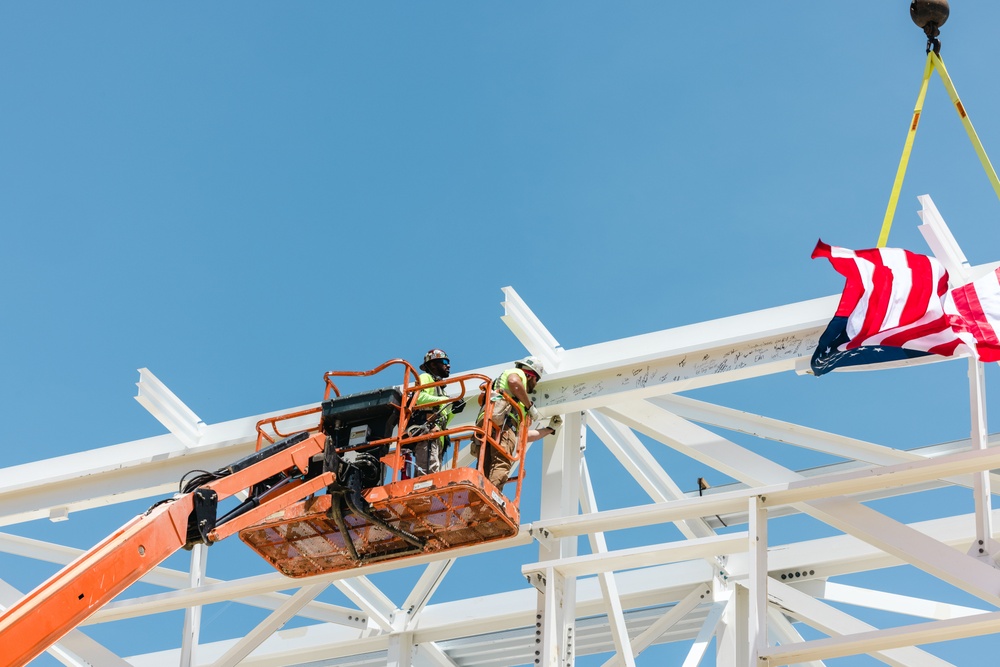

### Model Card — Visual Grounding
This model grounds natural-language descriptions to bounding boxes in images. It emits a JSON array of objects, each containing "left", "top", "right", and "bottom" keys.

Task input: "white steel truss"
[{"left": 3, "top": 196, "right": 1000, "bottom": 665}]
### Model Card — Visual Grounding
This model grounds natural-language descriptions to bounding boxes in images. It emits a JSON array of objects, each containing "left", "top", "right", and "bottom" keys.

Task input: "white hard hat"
[{"left": 515, "top": 356, "right": 544, "bottom": 377}]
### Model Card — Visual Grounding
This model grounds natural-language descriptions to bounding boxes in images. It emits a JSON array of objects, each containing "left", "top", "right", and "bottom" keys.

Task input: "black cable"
[{"left": 179, "top": 469, "right": 226, "bottom": 494}]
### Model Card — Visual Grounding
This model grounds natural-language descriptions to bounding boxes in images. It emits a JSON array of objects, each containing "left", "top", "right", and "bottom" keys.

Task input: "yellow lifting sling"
[{"left": 877, "top": 50, "right": 1000, "bottom": 248}]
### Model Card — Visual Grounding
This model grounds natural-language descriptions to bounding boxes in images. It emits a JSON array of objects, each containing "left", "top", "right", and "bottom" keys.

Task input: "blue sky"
[{"left": 5, "top": 3, "right": 1000, "bottom": 665}]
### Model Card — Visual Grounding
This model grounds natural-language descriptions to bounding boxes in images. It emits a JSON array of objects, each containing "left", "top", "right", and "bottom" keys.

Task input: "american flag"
[
  {"left": 810, "top": 240, "right": 975, "bottom": 376},
  {"left": 951, "top": 266, "right": 1000, "bottom": 363}
]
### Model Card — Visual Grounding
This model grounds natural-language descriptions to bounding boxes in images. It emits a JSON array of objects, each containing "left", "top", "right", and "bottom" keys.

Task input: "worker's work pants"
[
  {"left": 484, "top": 425, "right": 518, "bottom": 489},
  {"left": 411, "top": 435, "right": 442, "bottom": 476}
]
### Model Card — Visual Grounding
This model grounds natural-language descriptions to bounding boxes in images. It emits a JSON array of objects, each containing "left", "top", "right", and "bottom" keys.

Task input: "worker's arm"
[
  {"left": 526, "top": 416, "right": 561, "bottom": 442},
  {"left": 505, "top": 372, "right": 541, "bottom": 421},
  {"left": 414, "top": 373, "right": 447, "bottom": 407},
  {"left": 504, "top": 372, "right": 533, "bottom": 409},
  {"left": 526, "top": 426, "right": 555, "bottom": 442},
  {"left": 415, "top": 386, "right": 443, "bottom": 407}
]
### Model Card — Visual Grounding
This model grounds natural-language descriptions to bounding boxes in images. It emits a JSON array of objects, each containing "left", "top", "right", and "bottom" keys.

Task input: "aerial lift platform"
[{"left": 0, "top": 360, "right": 530, "bottom": 667}]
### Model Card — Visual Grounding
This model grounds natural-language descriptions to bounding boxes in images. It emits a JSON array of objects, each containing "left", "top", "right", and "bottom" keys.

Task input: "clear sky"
[{"left": 4, "top": 2, "right": 1000, "bottom": 665}]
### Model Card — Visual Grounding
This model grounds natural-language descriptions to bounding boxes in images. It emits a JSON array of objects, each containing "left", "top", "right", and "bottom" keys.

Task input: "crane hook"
[{"left": 910, "top": 0, "right": 950, "bottom": 54}]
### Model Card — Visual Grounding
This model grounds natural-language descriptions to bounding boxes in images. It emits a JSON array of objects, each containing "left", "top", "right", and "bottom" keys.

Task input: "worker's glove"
[
  {"left": 451, "top": 398, "right": 466, "bottom": 414},
  {"left": 527, "top": 405, "right": 541, "bottom": 422},
  {"left": 547, "top": 415, "right": 563, "bottom": 436}
]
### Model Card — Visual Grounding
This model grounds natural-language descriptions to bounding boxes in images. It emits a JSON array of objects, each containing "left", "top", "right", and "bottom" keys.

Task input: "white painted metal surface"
[{"left": 4, "top": 197, "right": 1000, "bottom": 665}]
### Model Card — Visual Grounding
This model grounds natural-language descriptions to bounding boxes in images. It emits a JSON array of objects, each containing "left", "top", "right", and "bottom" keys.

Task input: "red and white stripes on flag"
[
  {"left": 951, "top": 266, "right": 1000, "bottom": 362},
  {"left": 812, "top": 240, "right": 974, "bottom": 358}
]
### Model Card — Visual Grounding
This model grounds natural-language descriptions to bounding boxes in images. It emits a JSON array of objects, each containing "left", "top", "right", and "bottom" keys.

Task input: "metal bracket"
[
  {"left": 525, "top": 570, "right": 546, "bottom": 593},
  {"left": 185, "top": 488, "right": 218, "bottom": 549},
  {"left": 527, "top": 524, "right": 559, "bottom": 553},
  {"left": 967, "top": 537, "right": 1000, "bottom": 566}
]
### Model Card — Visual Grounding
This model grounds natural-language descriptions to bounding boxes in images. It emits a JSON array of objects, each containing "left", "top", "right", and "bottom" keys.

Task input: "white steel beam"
[
  {"left": 90, "top": 530, "right": 533, "bottom": 624},
  {"left": 11, "top": 259, "right": 1000, "bottom": 667},
  {"left": 112, "top": 509, "right": 991, "bottom": 666},
  {"left": 6, "top": 401, "right": 995, "bottom": 533},
  {"left": 587, "top": 410, "right": 714, "bottom": 539},
  {"left": 803, "top": 497, "right": 1000, "bottom": 607},
  {"left": 730, "top": 509, "right": 1000, "bottom": 582},
  {"left": 539, "top": 567, "right": 571, "bottom": 667},
  {"left": 716, "top": 586, "right": 748, "bottom": 667},
  {"left": 135, "top": 368, "right": 205, "bottom": 447},
  {"left": 749, "top": 496, "right": 768, "bottom": 664},
  {"left": 0, "top": 416, "right": 278, "bottom": 527},
  {"left": 579, "top": 457, "right": 635, "bottom": 667},
  {"left": 603, "top": 400, "right": 1000, "bottom": 606},
  {"left": 179, "top": 543, "right": 208, "bottom": 667},
  {"left": 793, "top": 581, "right": 988, "bottom": 621},
  {"left": 682, "top": 599, "right": 726, "bottom": 667},
  {"left": 402, "top": 560, "right": 454, "bottom": 626},
  {"left": 14, "top": 275, "right": 986, "bottom": 527},
  {"left": 766, "top": 578, "right": 957, "bottom": 667},
  {"left": 413, "top": 641, "right": 460, "bottom": 667},
  {"left": 0, "top": 288, "right": 947, "bottom": 525},
  {"left": 523, "top": 533, "right": 749, "bottom": 580},
  {"left": 966, "top": 358, "right": 1000, "bottom": 560},
  {"left": 601, "top": 401, "right": 801, "bottom": 482},
  {"left": 0, "top": 293, "right": 837, "bottom": 526},
  {"left": 387, "top": 630, "right": 415, "bottom": 667},
  {"left": 600, "top": 585, "right": 710, "bottom": 667},
  {"left": 500, "top": 286, "right": 564, "bottom": 372},
  {"left": 43, "top": 636, "right": 133, "bottom": 667},
  {"left": 0, "top": 531, "right": 364, "bottom": 627},
  {"left": 916, "top": 194, "right": 973, "bottom": 280},
  {"left": 209, "top": 583, "right": 329, "bottom": 667},
  {"left": 918, "top": 196, "right": 1000, "bottom": 557},
  {"left": 762, "top": 614, "right": 1000, "bottom": 667},
  {"left": 535, "top": 412, "right": 583, "bottom": 666},
  {"left": 411, "top": 559, "right": 715, "bottom": 646},
  {"left": 652, "top": 393, "right": 1000, "bottom": 493},
  {"left": 334, "top": 576, "right": 397, "bottom": 633},
  {"left": 652, "top": 394, "right": 929, "bottom": 467},
  {"left": 527, "top": 443, "right": 1000, "bottom": 542},
  {"left": 533, "top": 295, "right": 835, "bottom": 415},
  {"left": 765, "top": 606, "right": 826, "bottom": 667}
]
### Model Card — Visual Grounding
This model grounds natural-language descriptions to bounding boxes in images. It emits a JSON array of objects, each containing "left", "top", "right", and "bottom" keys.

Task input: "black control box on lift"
[{"left": 321, "top": 387, "right": 402, "bottom": 487}]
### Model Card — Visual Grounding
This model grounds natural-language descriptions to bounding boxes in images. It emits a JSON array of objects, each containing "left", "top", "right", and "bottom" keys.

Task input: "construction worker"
[
  {"left": 476, "top": 356, "right": 560, "bottom": 489},
  {"left": 408, "top": 348, "right": 465, "bottom": 476}
]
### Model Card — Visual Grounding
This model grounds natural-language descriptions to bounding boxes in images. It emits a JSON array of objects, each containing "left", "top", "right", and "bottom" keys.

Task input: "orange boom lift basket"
[{"left": 240, "top": 359, "right": 530, "bottom": 576}]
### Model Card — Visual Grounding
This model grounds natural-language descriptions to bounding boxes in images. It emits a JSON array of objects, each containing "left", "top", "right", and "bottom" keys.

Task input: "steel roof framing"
[{"left": 2, "top": 196, "right": 999, "bottom": 665}]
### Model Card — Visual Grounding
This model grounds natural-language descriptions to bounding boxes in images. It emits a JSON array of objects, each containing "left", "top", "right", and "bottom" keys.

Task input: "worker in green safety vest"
[
  {"left": 475, "top": 356, "right": 561, "bottom": 489},
  {"left": 408, "top": 348, "right": 465, "bottom": 476}
]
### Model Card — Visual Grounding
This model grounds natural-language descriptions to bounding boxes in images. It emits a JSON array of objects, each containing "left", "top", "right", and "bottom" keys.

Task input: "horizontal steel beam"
[
  {"left": 529, "top": 445, "right": 1000, "bottom": 540},
  {"left": 761, "top": 610, "right": 1000, "bottom": 666},
  {"left": 0, "top": 295, "right": 840, "bottom": 523},
  {"left": 532, "top": 296, "right": 835, "bottom": 415},
  {"left": 523, "top": 533, "right": 749, "bottom": 579}
]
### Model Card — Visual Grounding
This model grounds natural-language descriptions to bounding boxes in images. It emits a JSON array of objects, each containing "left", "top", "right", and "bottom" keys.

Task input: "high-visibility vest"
[
  {"left": 492, "top": 368, "right": 528, "bottom": 425},
  {"left": 414, "top": 372, "right": 454, "bottom": 430}
]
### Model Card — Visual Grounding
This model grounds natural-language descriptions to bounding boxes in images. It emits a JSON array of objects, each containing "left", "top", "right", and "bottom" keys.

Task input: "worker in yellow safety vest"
[
  {"left": 408, "top": 348, "right": 465, "bottom": 476},
  {"left": 475, "top": 356, "right": 561, "bottom": 489}
]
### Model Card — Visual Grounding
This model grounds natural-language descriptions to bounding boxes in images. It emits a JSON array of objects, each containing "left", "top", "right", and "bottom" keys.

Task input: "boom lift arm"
[{"left": 0, "top": 432, "right": 330, "bottom": 667}]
